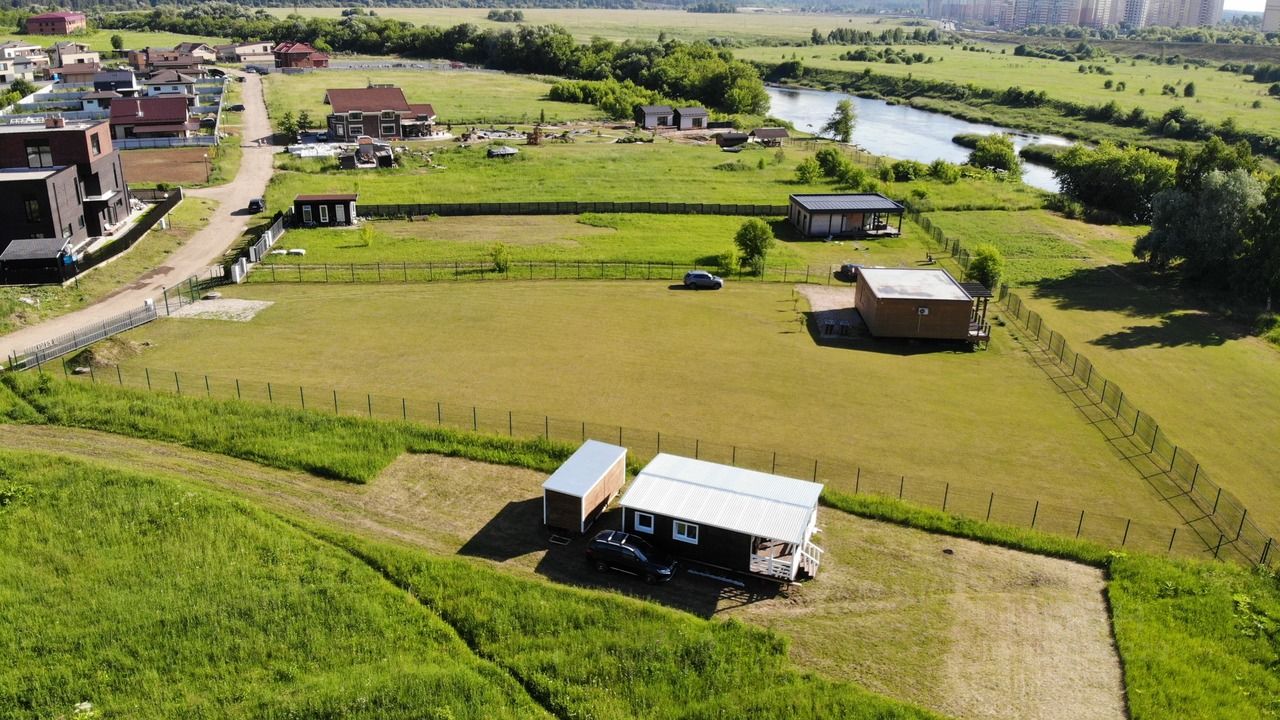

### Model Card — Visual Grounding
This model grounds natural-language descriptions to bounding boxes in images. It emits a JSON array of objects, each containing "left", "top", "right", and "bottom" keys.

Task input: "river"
[{"left": 765, "top": 85, "right": 1069, "bottom": 192}]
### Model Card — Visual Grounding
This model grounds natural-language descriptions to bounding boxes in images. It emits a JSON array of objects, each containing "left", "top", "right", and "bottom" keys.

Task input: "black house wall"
[{"left": 622, "top": 507, "right": 753, "bottom": 572}]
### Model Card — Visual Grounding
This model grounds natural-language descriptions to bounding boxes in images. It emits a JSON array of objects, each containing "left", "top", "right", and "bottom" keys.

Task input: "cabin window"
[
  {"left": 673, "top": 521, "right": 699, "bottom": 545},
  {"left": 347, "top": 111, "right": 362, "bottom": 122},
  {"left": 301, "top": 205, "right": 312, "bottom": 224},
  {"left": 91, "top": 133, "right": 101, "bottom": 155},
  {"left": 380, "top": 123, "right": 396, "bottom": 136},
  {"left": 634, "top": 512, "right": 654, "bottom": 534},
  {"left": 381, "top": 110, "right": 396, "bottom": 119},
  {"left": 335, "top": 204, "right": 346, "bottom": 224},
  {"left": 318, "top": 205, "right": 329, "bottom": 224},
  {"left": 24, "top": 198, "right": 40, "bottom": 223},
  {"left": 25, "top": 141, "right": 53, "bottom": 168},
  {"left": 334, "top": 122, "right": 345, "bottom": 137}
]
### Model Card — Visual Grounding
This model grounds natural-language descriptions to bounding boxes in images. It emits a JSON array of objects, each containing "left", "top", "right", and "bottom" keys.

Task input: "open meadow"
[
  {"left": 265, "top": 7, "right": 917, "bottom": 44},
  {"left": 107, "top": 280, "right": 1177, "bottom": 531},
  {"left": 0, "top": 29, "right": 225, "bottom": 52},
  {"left": 738, "top": 42, "right": 1280, "bottom": 136},
  {"left": 264, "top": 69, "right": 607, "bottom": 124},
  {"left": 266, "top": 139, "right": 1047, "bottom": 208}
]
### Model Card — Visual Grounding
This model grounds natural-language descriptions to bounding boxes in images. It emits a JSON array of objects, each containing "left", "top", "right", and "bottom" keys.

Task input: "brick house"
[
  {"left": 26, "top": 11, "right": 87, "bottom": 35},
  {"left": 214, "top": 41, "right": 275, "bottom": 65},
  {"left": 109, "top": 96, "right": 197, "bottom": 139},
  {"left": 324, "top": 87, "right": 435, "bottom": 141},
  {"left": 273, "top": 41, "right": 329, "bottom": 69}
]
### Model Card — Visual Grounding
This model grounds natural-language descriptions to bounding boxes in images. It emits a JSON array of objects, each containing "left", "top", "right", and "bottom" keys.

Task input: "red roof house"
[
  {"left": 273, "top": 42, "right": 329, "bottom": 69},
  {"left": 108, "top": 96, "right": 197, "bottom": 140},
  {"left": 323, "top": 87, "right": 437, "bottom": 140}
]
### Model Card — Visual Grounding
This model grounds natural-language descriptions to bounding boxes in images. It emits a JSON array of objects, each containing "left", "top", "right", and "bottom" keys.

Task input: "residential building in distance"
[
  {"left": 215, "top": 41, "right": 275, "bottom": 65},
  {"left": 128, "top": 48, "right": 207, "bottom": 76},
  {"left": 109, "top": 96, "right": 197, "bottom": 140},
  {"left": 173, "top": 42, "right": 217, "bottom": 63},
  {"left": 0, "top": 41, "right": 50, "bottom": 80},
  {"left": 26, "top": 11, "right": 87, "bottom": 36},
  {"left": 634, "top": 104, "right": 673, "bottom": 129},
  {"left": 56, "top": 62, "right": 101, "bottom": 86},
  {"left": 93, "top": 70, "right": 142, "bottom": 97},
  {"left": 673, "top": 107, "right": 709, "bottom": 130},
  {"left": 324, "top": 87, "right": 436, "bottom": 141},
  {"left": 274, "top": 42, "right": 329, "bottom": 69},
  {"left": 928, "top": 0, "right": 1221, "bottom": 28},
  {"left": 49, "top": 41, "right": 99, "bottom": 69},
  {"left": 1265, "top": 0, "right": 1280, "bottom": 31},
  {"left": 0, "top": 118, "right": 132, "bottom": 279},
  {"left": 143, "top": 70, "right": 198, "bottom": 105}
]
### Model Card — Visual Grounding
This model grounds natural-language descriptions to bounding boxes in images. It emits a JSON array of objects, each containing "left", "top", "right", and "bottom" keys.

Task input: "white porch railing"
[
  {"left": 749, "top": 553, "right": 793, "bottom": 580},
  {"left": 800, "top": 541, "right": 824, "bottom": 576}
]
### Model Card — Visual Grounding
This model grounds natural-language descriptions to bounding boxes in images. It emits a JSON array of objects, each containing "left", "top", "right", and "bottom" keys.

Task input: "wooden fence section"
[{"left": 356, "top": 201, "right": 789, "bottom": 219}]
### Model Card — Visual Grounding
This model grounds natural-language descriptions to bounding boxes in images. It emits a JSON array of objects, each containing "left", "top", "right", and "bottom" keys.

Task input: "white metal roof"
[
  {"left": 619, "top": 454, "right": 823, "bottom": 545},
  {"left": 542, "top": 440, "right": 626, "bottom": 497},
  {"left": 858, "top": 267, "right": 972, "bottom": 302}
]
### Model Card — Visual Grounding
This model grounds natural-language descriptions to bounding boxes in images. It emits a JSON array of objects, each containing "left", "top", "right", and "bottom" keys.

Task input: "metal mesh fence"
[
  {"left": 356, "top": 201, "right": 790, "bottom": 219},
  {"left": 49, "top": 360, "right": 1275, "bottom": 568}
]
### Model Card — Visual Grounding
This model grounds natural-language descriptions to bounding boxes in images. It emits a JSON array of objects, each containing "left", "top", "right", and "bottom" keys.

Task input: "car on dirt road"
[
  {"left": 585, "top": 530, "right": 677, "bottom": 584},
  {"left": 227, "top": 103, "right": 245, "bottom": 112},
  {"left": 683, "top": 270, "right": 724, "bottom": 290},
  {"left": 247, "top": 198, "right": 265, "bottom": 213}
]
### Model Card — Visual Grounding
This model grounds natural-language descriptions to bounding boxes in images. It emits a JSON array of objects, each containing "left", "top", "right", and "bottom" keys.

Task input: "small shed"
[
  {"left": 750, "top": 127, "right": 790, "bottom": 146},
  {"left": 487, "top": 145, "right": 519, "bottom": 159},
  {"left": 854, "top": 267, "right": 980, "bottom": 341},
  {"left": 618, "top": 454, "right": 824, "bottom": 581},
  {"left": 789, "top": 193, "right": 905, "bottom": 238},
  {"left": 542, "top": 440, "right": 628, "bottom": 534},
  {"left": 293, "top": 194, "right": 357, "bottom": 227},
  {"left": 634, "top": 104, "right": 673, "bottom": 129},
  {"left": 673, "top": 106, "right": 709, "bottom": 130},
  {"left": 715, "top": 131, "right": 749, "bottom": 149}
]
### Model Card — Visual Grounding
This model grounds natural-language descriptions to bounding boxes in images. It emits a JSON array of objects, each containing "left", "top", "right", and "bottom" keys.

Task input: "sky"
[{"left": 1222, "top": 0, "right": 1264, "bottom": 12}]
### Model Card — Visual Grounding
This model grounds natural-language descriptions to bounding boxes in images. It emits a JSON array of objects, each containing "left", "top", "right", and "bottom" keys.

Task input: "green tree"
[
  {"left": 794, "top": 158, "right": 820, "bottom": 184},
  {"left": 8, "top": 79, "right": 36, "bottom": 98},
  {"left": 820, "top": 99, "right": 856, "bottom": 144},
  {"left": 1136, "top": 169, "right": 1264, "bottom": 282},
  {"left": 965, "top": 244, "right": 1005, "bottom": 290},
  {"left": 359, "top": 223, "right": 375, "bottom": 248},
  {"left": 296, "top": 110, "right": 313, "bottom": 137},
  {"left": 110, "top": 34, "right": 124, "bottom": 51},
  {"left": 1244, "top": 175, "right": 1280, "bottom": 309},
  {"left": 1183, "top": 81, "right": 1196, "bottom": 97},
  {"left": 1052, "top": 142, "right": 1176, "bottom": 223},
  {"left": 928, "top": 159, "right": 961, "bottom": 183},
  {"left": 277, "top": 111, "right": 297, "bottom": 141},
  {"left": 491, "top": 242, "right": 512, "bottom": 273},
  {"left": 733, "top": 218, "right": 775, "bottom": 275},
  {"left": 968, "top": 134, "right": 1020, "bottom": 174}
]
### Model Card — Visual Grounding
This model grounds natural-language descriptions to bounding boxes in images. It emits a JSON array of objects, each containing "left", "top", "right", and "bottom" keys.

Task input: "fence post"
[
  {"left": 299, "top": 386, "right": 305, "bottom": 409},
  {"left": 437, "top": 402, "right": 442, "bottom": 424},
  {"left": 402, "top": 397, "right": 407, "bottom": 420},
  {"left": 236, "top": 378, "right": 240, "bottom": 399},
  {"left": 771, "top": 452, "right": 777, "bottom": 474},
  {"left": 1169, "top": 445, "right": 1179, "bottom": 474},
  {"left": 267, "top": 382, "right": 273, "bottom": 404},
  {"left": 472, "top": 406, "right": 477, "bottom": 431},
  {"left": 1030, "top": 500, "right": 1039, "bottom": 528},
  {"left": 732, "top": 446, "right": 737, "bottom": 465},
  {"left": 204, "top": 375, "right": 210, "bottom": 397},
  {"left": 1122, "top": 518, "right": 1131, "bottom": 546},
  {"left": 1076, "top": 510, "right": 1085, "bottom": 538},
  {"left": 367, "top": 394, "right": 372, "bottom": 417},
  {"left": 508, "top": 411, "right": 513, "bottom": 436},
  {"left": 1214, "top": 534, "right": 1225, "bottom": 560},
  {"left": 942, "top": 483, "right": 949, "bottom": 512},
  {"left": 545, "top": 416, "right": 549, "bottom": 439},
  {"left": 812, "top": 459, "right": 818, "bottom": 481},
  {"left": 1189, "top": 465, "right": 1199, "bottom": 495},
  {"left": 1237, "top": 510, "right": 1248, "bottom": 540},
  {"left": 117, "top": 365, "right": 123, "bottom": 385},
  {"left": 1261, "top": 537, "right": 1273, "bottom": 566},
  {"left": 854, "top": 467, "right": 860, "bottom": 494},
  {"left": 657, "top": 431, "right": 661, "bottom": 452},
  {"left": 1212, "top": 487, "right": 1222, "bottom": 514},
  {"left": 898, "top": 475, "right": 904, "bottom": 499},
  {"left": 695, "top": 438, "right": 699, "bottom": 459},
  {"left": 145, "top": 367, "right": 151, "bottom": 390},
  {"left": 333, "top": 390, "right": 339, "bottom": 414},
  {"left": 986, "top": 492, "right": 994, "bottom": 521},
  {"left": 1168, "top": 527, "right": 1177, "bottom": 552}
]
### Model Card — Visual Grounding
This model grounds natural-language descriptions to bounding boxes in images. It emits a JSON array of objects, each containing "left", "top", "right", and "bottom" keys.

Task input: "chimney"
[{"left": 44, "top": 114, "right": 65, "bottom": 129}]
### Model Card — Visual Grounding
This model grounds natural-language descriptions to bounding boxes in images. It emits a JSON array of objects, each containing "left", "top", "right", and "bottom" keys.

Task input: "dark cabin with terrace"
[
  {"left": 788, "top": 193, "right": 904, "bottom": 238},
  {"left": 750, "top": 127, "right": 789, "bottom": 146},
  {"left": 293, "top": 194, "right": 357, "bottom": 227},
  {"left": 618, "top": 454, "right": 824, "bottom": 582}
]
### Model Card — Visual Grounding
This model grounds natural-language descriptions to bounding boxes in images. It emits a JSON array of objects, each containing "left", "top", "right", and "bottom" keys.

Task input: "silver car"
[{"left": 683, "top": 270, "right": 724, "bottom": 290}]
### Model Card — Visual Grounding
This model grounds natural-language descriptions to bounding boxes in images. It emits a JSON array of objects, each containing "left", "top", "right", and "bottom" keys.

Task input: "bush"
[
  {"left": 839, "top": 164, "right": 872, "bottom": 191},
  {"left": 968, "top": 134, "right": 1021, "bottom": 174},
  {"left": 733, "top": 218, "right": 775, "bottom": 275},
  {"left": 794, "top": 157, "right": 820, "bottom": 184},
  {"left": 491, "top": 242, "right": 512, "bottom": 273},
  {"left": 714, "top": 249, "right": 738, "bottom": 274},
  {"left": 814, "top": 147, "right": 850, "bottom": 178},
  {"left": 965, "top": 243, "right": 1004, "bottom": 289},
  {"left": 928, "top": 159, "right": 961, "bottom": 183},
  {"left": 890, "top": 159, "right": 928, "bottom": 181}
]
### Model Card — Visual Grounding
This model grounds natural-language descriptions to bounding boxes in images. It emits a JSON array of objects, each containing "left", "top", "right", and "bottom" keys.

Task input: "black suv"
[{"left": 585, "top": 530, "right": 677, "bottom": 584}]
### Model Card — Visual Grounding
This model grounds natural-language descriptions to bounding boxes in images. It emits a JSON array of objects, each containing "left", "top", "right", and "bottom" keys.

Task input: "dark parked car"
[
  {"left": 585, "top": 530, "right": 677, "bottom": 584},
  {"left": 839, "top": 263, "right": 862, "bottom": 282},
  {"left": 683, "top": 270, "right": 724, "bottom": 290},
  {"left": 227, "top": 103, "right": 245, "bottom": 112},
  {"left": 247, "top": 197, "right": 265, "bottom": 213}
]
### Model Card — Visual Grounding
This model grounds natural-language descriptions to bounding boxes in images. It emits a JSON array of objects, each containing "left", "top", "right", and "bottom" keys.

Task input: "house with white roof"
[{"left": 618, "top": 454, "right": 824, "bottom": 581}]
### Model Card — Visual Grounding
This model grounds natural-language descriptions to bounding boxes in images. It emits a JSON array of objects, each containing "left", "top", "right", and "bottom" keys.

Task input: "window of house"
[
  {"left": 380, "top": 123, "right": 396, "bottom": 136},
  {"left": 25, "top": 141, "right": 52, "bottom": 168},
  {"left": 24, "top": 198, "right": 40, "bottom": 223},
  {"left": 78, "top": 215, "right": 84, "bottom": 229},
  {"left": 91, "top": 133, "right": 101, "bottom": 155},
  {"left": 347, "top": 111, "right": 362, "bottom": 122},
  {"left": 634, "top": 512, "right": 654, "bottom": 534},
  {"left": 318, "top": 205, "right": 329, "bottom": 224},
  {"left": 334, "top": 122, "right": 345, "bottom": 137},
  {"left": 62, "top": 223, "right": 72, "bottom": 240},
  {"left": 301, "top": 205, "right": 312, "bottom": 224},
  {"left": 673, "top": 521, "right": 699, "bottom": 544},
  {"left": 381, "top": 110, "right": 395, "bottom": 119}
]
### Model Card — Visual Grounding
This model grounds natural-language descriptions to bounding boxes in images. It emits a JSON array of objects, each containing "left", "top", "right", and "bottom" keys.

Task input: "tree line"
[{"left": 96, "top": 5, "right": 768, "bottom": 114}]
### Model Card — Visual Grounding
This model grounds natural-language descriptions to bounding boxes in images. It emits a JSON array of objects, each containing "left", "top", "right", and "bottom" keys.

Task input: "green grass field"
[
  {"left": 265, "top": 7, "right": 917, "bottom": 44},
  {"left": 268, "top": 139, "right": 1046, "bottom": 208},
  {"left": 103, "top": 280, "right": 1175, "bottom": 529},
  {"left": 0, "top": 197, "right": 215, "bottom": 336},
  {"left": 739, "top": 43, "right": 1280, "bottom": 136},
  {"left": 0, "top": 29, "right": 225, "bottom": 52},
  {"left": 263, "top": 69, "right": 607, "bottom": 124},
  {"left": 1015, "top": 281, "right": 1280, "bottom": 539}
]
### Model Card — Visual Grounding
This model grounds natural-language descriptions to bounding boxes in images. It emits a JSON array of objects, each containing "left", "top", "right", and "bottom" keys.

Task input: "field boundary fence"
[
  {"left": 1002, "top": 290, "right": 1276, "bottom": 569},
  {"left": 247, "top": 259, "right": 852, "bottom": 286},
  {"left": 356, "top": 201, "right": 789, "bottom": 219},
  {"left": 35, "top": 361, "right": 1273, "bottom": 569},
  {"left": 4, "top": 267, "right": 226, "bottom": 371}
]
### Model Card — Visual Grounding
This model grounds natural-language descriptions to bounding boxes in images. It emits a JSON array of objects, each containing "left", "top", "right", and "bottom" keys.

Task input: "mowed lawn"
[
  {"left": 0, "top": 29, "right": 225, "bottom": 52},
  {"left": 925, "top": 209, "right": 1145, "bottom": 284},
  {"left": 1018, "top": 283, "right": 1280, "bottom": 538},
  {"left": 115, "top": 281, "right": 1174, "bottom": 527},
  {"left": 260, "top": 213, "right": 931, "bottom": 268},
  {"left": 263, "top": 69, "right": 606, "bottom": 124},
  {"left": 738, "top": 43, "right": 1280, "bottom": 136},
  {"left": 264, "top": 7, "right": 915, "bottom": 44},
  {"left": 267, "top": 140, "right": 1048, "bottom": 207}
]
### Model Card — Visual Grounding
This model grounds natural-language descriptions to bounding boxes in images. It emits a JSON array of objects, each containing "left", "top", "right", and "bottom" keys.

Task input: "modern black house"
[
  {"left": 618, "top": 454, "right": 824, "bottom": 582},
  {"left": 293, "top": 194, "right": 357, "bottom": 227},
  {"left": 788, "top": 193, "right": 905, "bottom": 238}
]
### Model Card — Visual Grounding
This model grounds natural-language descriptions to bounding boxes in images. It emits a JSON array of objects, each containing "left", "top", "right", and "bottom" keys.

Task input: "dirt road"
[{"left": 0, "top": 71, "right": 276, "bottom": 362}]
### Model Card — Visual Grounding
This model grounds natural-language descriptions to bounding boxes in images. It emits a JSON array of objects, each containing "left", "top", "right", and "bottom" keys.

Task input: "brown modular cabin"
[
  {"left": 788, "top": 193, "right": 904, "bottom": 238},
  {"left": 542, "top": 440, "right": 628, "bottom": 534},
  {"left": 854, "top": 267, "right": 984, "bottom": 341}
]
